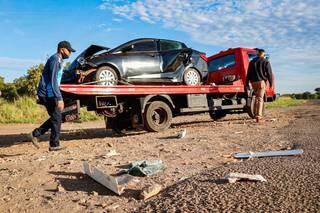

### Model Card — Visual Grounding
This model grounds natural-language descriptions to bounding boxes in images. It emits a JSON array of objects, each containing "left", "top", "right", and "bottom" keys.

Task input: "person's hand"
[{"left": 57, "top": 100, "right": 64, "bottom": 111}]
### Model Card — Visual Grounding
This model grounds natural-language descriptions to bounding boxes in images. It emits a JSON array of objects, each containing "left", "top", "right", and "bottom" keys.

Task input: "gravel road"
[
  {"left": 139, "top": 101, "right": 320, "bottom": 212},
  {"left": 0, "top": 101, "right": 319, "bottom": 212}
]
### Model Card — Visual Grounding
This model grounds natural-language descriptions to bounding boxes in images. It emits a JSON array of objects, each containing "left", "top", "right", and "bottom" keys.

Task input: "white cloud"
[
  {"left": 0, "top": 57, "right": 41, "bottom": 69},
  {"left": 99, "top": 0, "right": 320, "bottom": 93}
]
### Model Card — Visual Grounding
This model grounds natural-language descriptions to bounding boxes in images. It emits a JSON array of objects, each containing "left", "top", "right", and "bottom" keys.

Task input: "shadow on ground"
[{"left": 0, "top": 116, "right": 251, "bottom": 148}]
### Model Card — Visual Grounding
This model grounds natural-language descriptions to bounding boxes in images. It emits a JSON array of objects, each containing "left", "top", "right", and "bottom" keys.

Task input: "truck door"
[{"left": 207, "top": 52, "right": 239, "bottom": 85}]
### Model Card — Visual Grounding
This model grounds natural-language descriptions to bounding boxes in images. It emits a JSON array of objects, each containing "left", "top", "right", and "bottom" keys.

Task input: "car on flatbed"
[{"left": 62, "top": 38, "right": 208, "bottom": 86}]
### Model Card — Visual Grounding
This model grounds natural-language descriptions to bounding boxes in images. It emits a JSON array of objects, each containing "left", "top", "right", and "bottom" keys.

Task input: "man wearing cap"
[
  {"left": 29, "top": 41, "right": 75, "bottom": 151},
  {"left": 246, "top": 48, "right": 273, "bottom": 123}
]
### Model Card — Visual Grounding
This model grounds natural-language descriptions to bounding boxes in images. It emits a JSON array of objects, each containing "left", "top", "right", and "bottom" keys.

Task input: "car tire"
[
  {"left": 209, "top": 110, "right": 227, "bottom": 121},
  {"left": 94, "top": 66, "right": 118, "bottom": 85},
  {"left": 143, "top": 101, "right": 172, "bottom": 132},
  {"left": 183, "top": 68, "right": 201, "bottom": 85}
]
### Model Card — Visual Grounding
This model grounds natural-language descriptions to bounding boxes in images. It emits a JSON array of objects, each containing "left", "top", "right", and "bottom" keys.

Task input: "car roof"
[{"left": 110, "top": 38, "right": 188, "bottom": 52}]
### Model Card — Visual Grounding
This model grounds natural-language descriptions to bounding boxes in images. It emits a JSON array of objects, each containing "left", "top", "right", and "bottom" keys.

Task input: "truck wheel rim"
[
  {"left": 99, "top": 70, "right": 116, "bottom": 85},
  {"left": 185, "top": 70, "right": 199, "bottom": 85},
  {"left": 152, "top": 109, "right": 166, "bottom": 126}
]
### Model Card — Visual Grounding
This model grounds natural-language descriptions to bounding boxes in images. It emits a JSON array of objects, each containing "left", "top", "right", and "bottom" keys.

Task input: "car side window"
[
  {"left": 130, "top": 41, "right": 157, "bottom": 52},
  {"left": 160, "top": 40, "right": 183, "bottom": 51},
  {"left": 208, "top": 54, "right": 236, "bottom": 71},
  {"left": 247, "top": 52, "right": 257, "bottom": 61}
]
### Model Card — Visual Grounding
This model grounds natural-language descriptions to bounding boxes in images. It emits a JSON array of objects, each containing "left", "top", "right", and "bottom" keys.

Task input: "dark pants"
[{"left": 32, "top": 96, "right": 62, "bottom": 147}]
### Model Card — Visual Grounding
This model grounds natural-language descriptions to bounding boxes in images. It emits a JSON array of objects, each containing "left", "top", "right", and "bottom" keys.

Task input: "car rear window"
[
  {"left": 131, "top": 41, "right": 157, "bottom": 52},
  {"left": 208, "top": 54, "right": 236, "bottom": 71},
  {"left": 160, "top": 40, "right": 183, "bottom": 51}
]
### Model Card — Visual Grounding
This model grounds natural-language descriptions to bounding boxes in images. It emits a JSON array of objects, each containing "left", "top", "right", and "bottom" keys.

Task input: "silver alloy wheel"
[
  {"left": 98, "top": 69, "right": 117, "bottom": 85},
  {"left": 185, "top": 69, "right": 200, "bottom": 85}
]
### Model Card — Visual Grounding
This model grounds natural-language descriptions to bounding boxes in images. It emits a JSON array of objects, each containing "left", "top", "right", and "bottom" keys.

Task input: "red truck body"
[{"left": 206, "top": 47, "right": 276, "bottom": 100}]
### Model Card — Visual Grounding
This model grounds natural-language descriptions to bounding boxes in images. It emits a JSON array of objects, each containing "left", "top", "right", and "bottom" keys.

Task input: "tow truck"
[{"left": 60, "top": 47, "right": 275, "bottom": 132}]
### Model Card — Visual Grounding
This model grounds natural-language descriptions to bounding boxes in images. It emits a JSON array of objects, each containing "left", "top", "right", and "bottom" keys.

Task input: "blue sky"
[{"left": 0, "top": 0, "right": 319, "bottom": 94}]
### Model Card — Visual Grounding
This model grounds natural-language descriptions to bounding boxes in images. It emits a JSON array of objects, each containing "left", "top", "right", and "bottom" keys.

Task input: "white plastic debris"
[
  {"left": 106, "top": 149, "right": 119, "bottom": 157},
  {"left": 177, "top": 129, "right": 187, "bottom": 139},
  {"left": 36, "top": 156, "right": 47, "bottom": 161},
  {"left": 83, "top": 161, "right": 133, "bottom": 195},
  {"left": 225, "top": 172, "right": 267, "bottom": 183}
]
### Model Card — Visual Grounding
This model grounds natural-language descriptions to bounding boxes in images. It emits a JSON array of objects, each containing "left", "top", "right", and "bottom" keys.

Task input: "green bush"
[
  {"left": 1, "top": 84, "right": 19, "bottom": 101},
  {"left": 0, "top": 96, "right": 101, "bottom": 124}
]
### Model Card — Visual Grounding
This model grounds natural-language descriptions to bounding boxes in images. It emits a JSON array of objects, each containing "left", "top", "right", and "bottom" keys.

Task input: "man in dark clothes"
[
  {"left": 29, "top": 41, "right": 75, "bottom": 151},
  {"left": 246, "top": 48, "right": 273, "bottom": 123}
]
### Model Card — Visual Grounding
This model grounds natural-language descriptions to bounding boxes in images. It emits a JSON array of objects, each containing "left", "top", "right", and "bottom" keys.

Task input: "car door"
[
  {"left": 123, "top": 40, "right": 161, "bottom": 81},
  {"left": 158, "top": 40, "right": 186, "bottom": 73}
]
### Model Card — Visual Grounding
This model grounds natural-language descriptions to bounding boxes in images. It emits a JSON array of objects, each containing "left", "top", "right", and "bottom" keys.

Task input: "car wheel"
[
  {"left": 143, "top": 101, "right": 172, "bottom": 132},
  {"left": 94, "top": 66, "right": 118, "bottom": 85},
  {"left": 183, "top": 68, "right": 201, "bottom": 85}
]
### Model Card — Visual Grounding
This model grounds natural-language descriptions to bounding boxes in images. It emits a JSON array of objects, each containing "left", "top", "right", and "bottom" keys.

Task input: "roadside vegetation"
[
  {"left": 0, "top": 96, "right": 101, "bottom": 124},
  {"left": 266, "top": 96, "right": 307, "bottom": 109}
]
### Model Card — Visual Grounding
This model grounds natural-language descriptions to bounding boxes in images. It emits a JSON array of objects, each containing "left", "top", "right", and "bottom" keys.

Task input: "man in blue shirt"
[{"left": 29, "top": 41, "right": 75, "bottom": 151}]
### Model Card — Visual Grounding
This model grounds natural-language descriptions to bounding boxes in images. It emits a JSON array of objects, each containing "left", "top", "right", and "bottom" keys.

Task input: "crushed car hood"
[
  {"left": 67, "top": 44, "right": 109, "bottom": 71},
  {"left": 62, "top": 45, "right": 110, "bottom": 83},
  {"left": 79, "top": 45, "right": 110, "bottom": 58}
]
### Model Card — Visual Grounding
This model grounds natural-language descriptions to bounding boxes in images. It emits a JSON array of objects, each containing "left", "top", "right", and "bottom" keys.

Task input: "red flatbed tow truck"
[{"left": 60, "top": 47, "right": 276, "bottom": 133}]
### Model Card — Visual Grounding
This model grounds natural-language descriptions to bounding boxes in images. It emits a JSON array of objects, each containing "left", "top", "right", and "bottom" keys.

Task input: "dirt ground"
[{"left": 0, "top": 101, "right": 319, "bottom": 212}]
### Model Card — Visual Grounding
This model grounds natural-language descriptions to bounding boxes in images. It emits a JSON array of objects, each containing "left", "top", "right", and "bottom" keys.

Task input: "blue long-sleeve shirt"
[{"left": 37, "top": 53, "right": 64, "bottom": 101}]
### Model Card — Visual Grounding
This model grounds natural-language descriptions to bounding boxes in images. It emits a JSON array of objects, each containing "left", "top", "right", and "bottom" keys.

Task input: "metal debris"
[
  {"left": 233, "top": 149, "right": 304, "bottom": 159},
  {"left": 83, "top": 161, "right": 134, "bottom": 195}
]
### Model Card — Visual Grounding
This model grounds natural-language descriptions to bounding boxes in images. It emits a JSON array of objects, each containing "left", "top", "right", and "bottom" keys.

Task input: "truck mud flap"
[{"left": 62, "top": 100, "right": 81, "bottom": 122}]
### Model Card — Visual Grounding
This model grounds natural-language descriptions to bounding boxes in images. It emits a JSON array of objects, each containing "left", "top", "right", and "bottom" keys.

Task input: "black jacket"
[{"left": 246, "top": 57, "right": 273, "bottom": 87}]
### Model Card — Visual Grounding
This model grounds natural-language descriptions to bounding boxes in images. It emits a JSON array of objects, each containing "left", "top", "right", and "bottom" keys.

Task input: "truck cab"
[{"left": 206, "top": 47, "right": 276, "bottom": 101}]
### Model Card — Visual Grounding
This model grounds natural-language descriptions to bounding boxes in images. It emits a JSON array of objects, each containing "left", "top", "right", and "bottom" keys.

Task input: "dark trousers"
[{"left": 32, "top": 96, "right": 62, "bottom": 147}]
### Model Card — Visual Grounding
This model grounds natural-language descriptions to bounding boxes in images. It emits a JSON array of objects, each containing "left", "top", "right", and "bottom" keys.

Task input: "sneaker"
[
  {"left": 49, "top": 146, "right": 66, "bottom": 151},
  {"left": 29, "top": 132, "right": 40, "bottom": 149},
  {"left": 256, "top": 117, "right": 265, "bottom": 123}
]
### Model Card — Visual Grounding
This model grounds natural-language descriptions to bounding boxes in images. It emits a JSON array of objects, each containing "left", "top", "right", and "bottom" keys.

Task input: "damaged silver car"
[{"left": 62, "top": 38, "right": 208, "bottom": 85}]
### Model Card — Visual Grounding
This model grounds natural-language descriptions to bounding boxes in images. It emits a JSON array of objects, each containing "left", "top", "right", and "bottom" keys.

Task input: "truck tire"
[
  {"left": 143, "top": 101, "right": 172, "bottom": 132},
  {"left": 209, "top": 110, "right": 227, "bottom": 121},
  {"left": 183, "top": 68, "right": 201, "bottom": 85},
  {"left": 94, "top": 66, "right": 118, "bottom": 85},
  {"left": 247, "top": 95, "right": 265, "bottom": 119}
]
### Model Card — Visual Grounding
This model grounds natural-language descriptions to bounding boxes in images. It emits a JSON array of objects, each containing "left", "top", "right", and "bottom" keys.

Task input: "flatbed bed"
[
  {"left": 60, "top": 83, "right": 254, "bottom": 133},
  {"left": 60, "top": 84, "right": 244, "bottom": 96}
]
